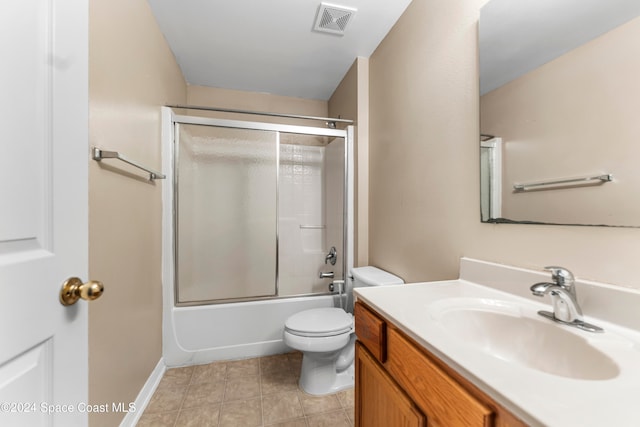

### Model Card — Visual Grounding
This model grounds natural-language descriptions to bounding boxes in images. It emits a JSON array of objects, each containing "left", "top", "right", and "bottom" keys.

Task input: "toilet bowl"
[{"left": 283, "top": 266, "right": 403, "bottom": 395}]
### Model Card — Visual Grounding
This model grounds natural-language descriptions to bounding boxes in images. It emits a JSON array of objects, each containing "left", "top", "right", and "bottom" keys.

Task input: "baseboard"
[{"left": 119, "top": 358, "right": 166, "bottom": 427}]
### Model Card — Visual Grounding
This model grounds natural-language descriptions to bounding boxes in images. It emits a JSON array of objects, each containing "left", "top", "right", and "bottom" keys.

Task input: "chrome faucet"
[{"left": 530, "top": 266, "right": 603, "bottom": 332}]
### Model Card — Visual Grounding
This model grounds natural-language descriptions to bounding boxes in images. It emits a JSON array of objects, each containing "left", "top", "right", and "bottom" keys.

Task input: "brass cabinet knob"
[{"left": 59, "top": 277, "right": 104, "bottom": 306}]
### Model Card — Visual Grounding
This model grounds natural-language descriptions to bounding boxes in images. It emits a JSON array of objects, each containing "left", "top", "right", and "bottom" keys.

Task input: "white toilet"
[{"left": 283, "top": 266, "right": 404, "bottom": 395}]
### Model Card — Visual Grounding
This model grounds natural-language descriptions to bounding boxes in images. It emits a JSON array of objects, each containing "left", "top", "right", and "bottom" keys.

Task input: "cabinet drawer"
[
  {"left": 386, "top": 328, "right": 493, "bottom": 427},
  {"left": 354, "top": 302, "right": 386, "bottom": 363}
]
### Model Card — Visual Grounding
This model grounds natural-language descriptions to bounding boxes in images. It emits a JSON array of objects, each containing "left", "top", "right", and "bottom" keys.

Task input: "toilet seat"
[{"left": 285, "top": 307, "right": 353, "bottom": 337}]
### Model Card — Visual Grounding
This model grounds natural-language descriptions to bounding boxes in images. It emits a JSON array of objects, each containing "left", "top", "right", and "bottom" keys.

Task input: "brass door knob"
[{"left": 60, "top": 277, "right": 104, "bottom": 306}]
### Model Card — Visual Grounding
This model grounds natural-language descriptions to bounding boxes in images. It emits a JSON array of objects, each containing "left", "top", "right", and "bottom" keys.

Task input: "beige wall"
[
  {"left": 88, "top": 0, "right": 186, "bottom": 425},
  {"left": 481, "top": 15, "right": 640, "bottom": 226},
  {"left": 187, "top": 85, "right": 328, "bottom": 127},
  {"left": 368, "top": 0, "right": 640, "bottom": 290},
  {"left": 329, "top": 58, "right": 370, "bottom": 267}
]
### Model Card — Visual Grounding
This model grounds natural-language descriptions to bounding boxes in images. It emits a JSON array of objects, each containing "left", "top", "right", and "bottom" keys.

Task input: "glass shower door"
[
  {"left": 278, "top": 133, "right": 345, "bottom": 297},
  {"left": 175, "top": 124, "right": 278, "bottom": 304}
]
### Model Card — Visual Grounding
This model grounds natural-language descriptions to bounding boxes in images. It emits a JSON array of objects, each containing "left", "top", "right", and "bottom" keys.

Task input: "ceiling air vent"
[{"left": 313, "top": 2, "right": 357, "bottom": 36}]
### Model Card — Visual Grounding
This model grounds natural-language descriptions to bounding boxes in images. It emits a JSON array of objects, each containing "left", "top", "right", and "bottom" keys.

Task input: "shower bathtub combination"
[{"left": 161, "top": 107, "right": 354, "bottom": 366}]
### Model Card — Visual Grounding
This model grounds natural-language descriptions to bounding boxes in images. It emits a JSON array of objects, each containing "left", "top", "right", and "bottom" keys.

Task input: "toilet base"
[
  {"left": 296, "top": 335, "right": 356, "bottom": 396},
  {"left": 298, "top": 358, "right": 354, "bottom": 396}
]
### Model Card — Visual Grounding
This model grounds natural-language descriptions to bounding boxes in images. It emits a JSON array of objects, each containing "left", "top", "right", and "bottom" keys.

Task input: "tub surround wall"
[
  {"left": 89, "top": 0, "right": 187, "bottom": 425},
  {"left": 368, "top": 0, "right": 640, "bottom": 290}
]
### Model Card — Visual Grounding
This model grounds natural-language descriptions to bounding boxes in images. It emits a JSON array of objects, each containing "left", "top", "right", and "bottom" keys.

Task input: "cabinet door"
[
  {"left": 386, "top": 328, "right": 493, "bottom": 427},
  {"left": 355, "top": 342, "right": 426, "bottom": 427}
]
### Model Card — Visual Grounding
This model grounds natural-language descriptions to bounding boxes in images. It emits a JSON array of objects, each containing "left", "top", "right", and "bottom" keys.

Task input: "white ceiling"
[
  {"left": 146, "top": 0, "right": 413, "bottom": 101},
  {"left": 479, "top": 0, "right": 640, "bottom": 95}
]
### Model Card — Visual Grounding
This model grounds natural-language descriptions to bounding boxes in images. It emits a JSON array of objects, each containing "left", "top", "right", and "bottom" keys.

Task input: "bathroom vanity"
[
  {"left": 353, "top": 258, "right": 640, "bottom": 426},
  {"left": 354, "top": 301, "right": 524, "bottom": 426}
]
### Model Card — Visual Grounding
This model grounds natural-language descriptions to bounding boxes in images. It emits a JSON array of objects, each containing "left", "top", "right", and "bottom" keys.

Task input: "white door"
[{"left": 0, "top": 1, "right": 91, "bottom": 426}]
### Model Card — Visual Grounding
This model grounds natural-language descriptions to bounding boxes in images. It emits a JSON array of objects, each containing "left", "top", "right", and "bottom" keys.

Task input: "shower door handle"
[{"left": 319, "top": 271, "right": 334, "bottom": 279}]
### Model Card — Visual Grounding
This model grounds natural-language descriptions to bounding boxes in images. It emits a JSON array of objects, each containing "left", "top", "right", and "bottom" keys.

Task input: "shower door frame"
[{"left": 168, "top": 111, "right": 353, "bottom": 307}]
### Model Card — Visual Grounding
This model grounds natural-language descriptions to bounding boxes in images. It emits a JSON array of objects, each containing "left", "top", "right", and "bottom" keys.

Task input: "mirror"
[{"left": 479, "top": 0, "right": 640, "bottom": 227}]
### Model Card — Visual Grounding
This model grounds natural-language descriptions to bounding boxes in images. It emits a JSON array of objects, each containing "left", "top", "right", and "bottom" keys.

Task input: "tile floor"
[{"left": 137, "top": 352, "right": 354, "bottom": 427}]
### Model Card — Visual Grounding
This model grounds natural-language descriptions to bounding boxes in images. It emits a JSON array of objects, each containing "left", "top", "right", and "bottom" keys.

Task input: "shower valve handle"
[{"left": 325, "top": 246, "right": 337, "bottom": 265}]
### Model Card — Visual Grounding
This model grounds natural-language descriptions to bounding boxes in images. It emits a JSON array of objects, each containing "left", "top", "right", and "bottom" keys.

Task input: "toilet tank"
[{"left": 351, "top": 266, "right": 404, "bottom": 288}]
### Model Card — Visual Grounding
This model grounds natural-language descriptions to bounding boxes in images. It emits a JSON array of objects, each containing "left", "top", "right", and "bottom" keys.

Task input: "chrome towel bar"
[
  {"left": 514, "top": 174, "right": 612, "bottom": 191},
  {"left": 91, "top": 147, "right": 166, "bottom": 180}
]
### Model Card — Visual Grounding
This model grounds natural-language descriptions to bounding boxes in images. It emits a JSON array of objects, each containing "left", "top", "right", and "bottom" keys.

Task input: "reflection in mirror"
[
  {"left": 479, "top": 0, "right": 640, "bottom": 227},
  {"left": 480, "top": 136, "right": 502, "bottom": 222}
]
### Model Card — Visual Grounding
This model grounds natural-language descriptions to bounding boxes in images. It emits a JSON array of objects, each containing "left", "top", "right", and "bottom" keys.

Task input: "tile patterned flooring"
[{"left": 137, "top": 352, "right": 354, "bottom": 427}]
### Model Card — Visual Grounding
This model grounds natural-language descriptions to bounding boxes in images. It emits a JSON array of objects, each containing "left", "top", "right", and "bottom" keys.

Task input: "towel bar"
[
  {"left": 514, "top": 174, "right": 612, "bottom": 191},
  {"left": 92, "top": 147, "right": 166, "bottom": 180}
]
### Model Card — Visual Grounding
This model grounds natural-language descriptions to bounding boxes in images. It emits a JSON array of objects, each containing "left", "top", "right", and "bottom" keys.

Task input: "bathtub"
[{"left": 163, "top": 295, "right": 339, "bottom": 367}]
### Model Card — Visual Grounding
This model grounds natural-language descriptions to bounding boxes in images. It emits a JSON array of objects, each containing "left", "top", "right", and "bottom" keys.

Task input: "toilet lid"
[{"left": 285, "top": 308, "right": 353, "bottom": 337}]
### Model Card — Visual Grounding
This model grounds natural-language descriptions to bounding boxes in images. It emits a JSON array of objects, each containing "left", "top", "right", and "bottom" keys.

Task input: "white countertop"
[{"left": 354, "top": 269, "right": 640, "bottom": 427}]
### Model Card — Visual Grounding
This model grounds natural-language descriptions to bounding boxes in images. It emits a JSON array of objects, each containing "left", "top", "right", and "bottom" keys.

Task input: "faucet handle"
[
  {"left": 544, "top": 266, "right": 575, "bottom": 287},
  {"left": 325, "top": 246, "right": 337, "bottom": 265}
]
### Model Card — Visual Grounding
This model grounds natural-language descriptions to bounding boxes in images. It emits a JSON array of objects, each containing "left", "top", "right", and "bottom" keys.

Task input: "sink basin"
[{"left": 429, "top": 298, "right": 619, "bottom": 380}]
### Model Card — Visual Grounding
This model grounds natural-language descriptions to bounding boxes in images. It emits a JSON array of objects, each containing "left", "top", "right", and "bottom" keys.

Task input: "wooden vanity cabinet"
[
  {"left": 355, "top": 343, "right": 426, "bottom": 426},
  {"left": 354, "top": 301, "right": 527, "bottom": 427}
]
